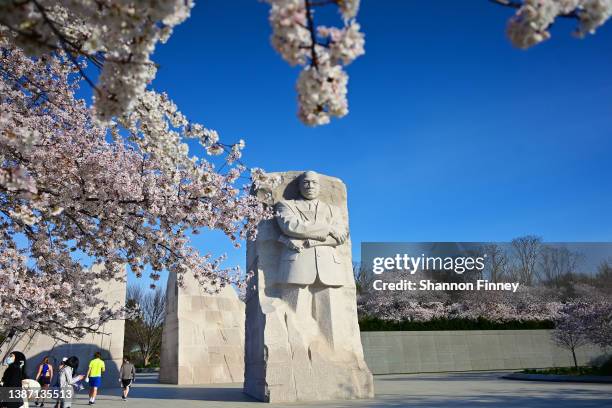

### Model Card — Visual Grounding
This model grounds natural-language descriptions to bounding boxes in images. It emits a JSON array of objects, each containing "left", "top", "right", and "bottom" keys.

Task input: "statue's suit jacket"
[{"left": 276, "top": 199, "right": 346, "bottom": 286}]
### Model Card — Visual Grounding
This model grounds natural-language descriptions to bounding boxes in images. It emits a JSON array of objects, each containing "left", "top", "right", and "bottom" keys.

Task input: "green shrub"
[
  {"left": 359, "top": 316, "right": 554, "bottom": 331},
  {"left": 522, "top": 364, "right": 612, "bottom": 376},
  {"left": 597, "top": 356, "right": 612, "bottom": 375}
]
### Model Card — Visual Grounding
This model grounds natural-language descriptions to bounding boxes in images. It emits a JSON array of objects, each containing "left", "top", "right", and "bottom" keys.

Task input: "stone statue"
[
  {"left": 276, "top": 171, "right": 348, "bottom": 286},
  {"left": 244, "top": 171, "right": 374, "bottom": 403}
]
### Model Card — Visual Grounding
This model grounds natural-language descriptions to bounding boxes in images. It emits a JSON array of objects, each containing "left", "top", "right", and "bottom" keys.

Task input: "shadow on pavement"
[{"left": 125, "top": 373, "right": 258, "bottom": 403}]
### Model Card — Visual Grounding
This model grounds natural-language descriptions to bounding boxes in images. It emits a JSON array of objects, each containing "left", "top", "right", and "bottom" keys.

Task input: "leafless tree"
[
  {"left": 539, "top": 246, "right": 582, "bottom": 288},
  {"left": 124, "top": 285, "right": 166, "bottom": 366},
  {"left": 353, "top": 262, "right": 375, "bottom": 295},
  {"left": 482, "top": 244, "right": 509, "bottom": 283},
  {"left": 595, "top": 259, "right": 612, "bottom": 294},
  {"left": 510, "top": 235, "right": 542, "bottom": 285}
]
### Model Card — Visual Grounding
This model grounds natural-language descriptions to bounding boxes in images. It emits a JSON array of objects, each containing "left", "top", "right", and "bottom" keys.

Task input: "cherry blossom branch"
[
  {"left": 488, "top": 0, "right": 522, "bottom": 9},
  {"left": 309, "top": 0, "right": 338, "bottom": 6},
  {"left": 266, "top": 0, "right": 364, "bottom": 125},
  {"left": 304, "top": 0, "right": 319, "bottom": 69},
  {"left": 488, "top": 0, "right": 580, "bottom": 19},
  {"left": 31, "top": 0, "right": 97, "bottom": 90}
]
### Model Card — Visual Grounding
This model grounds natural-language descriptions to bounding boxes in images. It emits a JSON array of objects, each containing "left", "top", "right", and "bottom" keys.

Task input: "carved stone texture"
[
  {"left": 159, "top": 271, "right": 245, "bottom": 384},
  {"left": 244, "top": 171, "right": 374, "bottom": 403}
]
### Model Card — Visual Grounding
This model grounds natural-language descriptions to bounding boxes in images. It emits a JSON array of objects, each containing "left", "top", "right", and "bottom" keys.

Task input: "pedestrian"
[
  {"left": 118, "top": 357, "right": 135, "bottom": 401},
  {"left": 1, "top": 351, "right": 28, "bottom": 408},
  {"left": 85, "top": 352, "right": 105, "bottom": 405},
  {"left": 34, "top": 356, "right": 53, "bottom": 407},
  {"left": 55, "top": 356, "right": 84, "bottom": 408}
]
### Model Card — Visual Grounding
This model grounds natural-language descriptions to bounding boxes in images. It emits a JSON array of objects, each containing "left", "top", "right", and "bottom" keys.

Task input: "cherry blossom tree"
[
  {"left": 585, "top": 301, "right": 612, "bottom": 349},
  {"left": 569, "top": 285, "right": 612, "bottom": 349},
  {"left": 0, "top": 42, "right": 273, "bottom": 340},
  {"left": 552, "top": 301, "right": 593, "bottom": 368}
]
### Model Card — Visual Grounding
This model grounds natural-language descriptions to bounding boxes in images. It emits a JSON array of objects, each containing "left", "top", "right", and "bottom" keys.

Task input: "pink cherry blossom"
[
  {"left": 0, "top": 42, "right": 274, "bottom": 339},
  {"left": 266, "top": 0, "right": 365, "bottom": 126}
]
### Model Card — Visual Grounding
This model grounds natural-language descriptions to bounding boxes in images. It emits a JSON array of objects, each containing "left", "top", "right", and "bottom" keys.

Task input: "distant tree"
[
  {"left": 572, "top": 285, "right": 612, "bottom": 350},
  {"left": 539, "top": 246, "right": 582, "bottom": 288},
  {"left": 585, "top": 301, "right": 612, "bottom": 350},
  {"left": 353, "top": 262, "right": 375, "bottom": 295},
  {"left": 595, "top": 260, "right": 612, "bottom": 294},
  {"left": 482, "top": 244, "right": 509, "bottom": 283},
  {"left": 510, "top": 235, "right": 542, "bottom": 285},
  {"left": 552, "top": 302, "right": 592, "bottom": 369},
  {"left": 124, "top": 285, "right": 166, "bottom": 367}
]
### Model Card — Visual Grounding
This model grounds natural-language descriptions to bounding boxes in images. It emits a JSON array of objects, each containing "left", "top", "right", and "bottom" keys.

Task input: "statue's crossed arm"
[{"left": 275, "top": 201, "right": 329, "bottom": 241}]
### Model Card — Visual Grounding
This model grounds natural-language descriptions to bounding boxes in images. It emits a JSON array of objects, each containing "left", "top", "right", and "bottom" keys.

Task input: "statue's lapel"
[
  {"left": 294, "top": 199, "right": 319, "bottom": 222},
  {"left": 294, "top": 200, "right": 311, "bottom": 221}
]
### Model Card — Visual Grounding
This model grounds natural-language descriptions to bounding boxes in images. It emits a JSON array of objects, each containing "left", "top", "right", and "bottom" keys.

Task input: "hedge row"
[{"left": 358, "top": 316, "right": 555, "bottom": 331}]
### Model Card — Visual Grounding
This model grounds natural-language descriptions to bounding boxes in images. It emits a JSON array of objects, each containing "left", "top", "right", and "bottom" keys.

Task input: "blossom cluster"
[
  {"left": 506, "top": 0, "right": 612, "bottom": 49},
  {"left": 266, "top": 0, "right": 365, "bottom": 125},
  {"left": 0, "top": 0, "right": 194, "bottom": 121},
  {"left": 358, "top": 283, "right": 563, "bottom": 323},
  {"left": 0, "top": 43, "right": 274, "bottom": 338},
  {"left": 0, "top": 250, "right": 130, "bottom": 341}
]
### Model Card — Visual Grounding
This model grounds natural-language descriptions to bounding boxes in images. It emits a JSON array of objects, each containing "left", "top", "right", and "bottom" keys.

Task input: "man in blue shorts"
[{"left": 86, "top": 352, "right": 105, "bottom": 405}]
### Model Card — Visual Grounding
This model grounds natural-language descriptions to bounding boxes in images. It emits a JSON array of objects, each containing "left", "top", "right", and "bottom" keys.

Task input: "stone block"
[{"left": 159, "top": 273, "right": 244, "bottom": 384}]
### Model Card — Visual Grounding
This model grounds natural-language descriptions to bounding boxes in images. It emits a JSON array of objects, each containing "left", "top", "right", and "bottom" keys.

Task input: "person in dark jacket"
[
  {"left": 1, "top": 351, "right": 28, "bottom": 408},
  {"left": 118, "top": 357, "right": 136, "bottom": 401}
]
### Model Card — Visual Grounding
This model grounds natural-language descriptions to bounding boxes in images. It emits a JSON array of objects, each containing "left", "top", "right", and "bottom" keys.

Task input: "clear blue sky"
[{"left": 129, "top": 0, "right": 612, "bottom": 288}]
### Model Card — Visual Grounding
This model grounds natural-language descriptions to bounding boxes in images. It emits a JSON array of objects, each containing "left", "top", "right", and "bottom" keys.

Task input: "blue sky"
[{"left": 128, "top": 1, "right": 612, "bottom": 288}]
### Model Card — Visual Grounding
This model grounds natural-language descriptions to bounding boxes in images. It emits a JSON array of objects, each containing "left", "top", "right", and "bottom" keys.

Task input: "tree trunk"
[{"left": 571, "top": 347, "right": 578, "bottom": 370}]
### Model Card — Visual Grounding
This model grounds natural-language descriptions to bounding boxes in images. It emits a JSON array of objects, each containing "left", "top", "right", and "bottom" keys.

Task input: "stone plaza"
[{"left": 59, "top": 371, "right": 612, "bottom": 408}]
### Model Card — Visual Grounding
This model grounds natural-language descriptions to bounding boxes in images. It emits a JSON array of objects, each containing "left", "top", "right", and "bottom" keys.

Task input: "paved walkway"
[{"left": 61, "top": 372, "right": 611, "bottom": 407}]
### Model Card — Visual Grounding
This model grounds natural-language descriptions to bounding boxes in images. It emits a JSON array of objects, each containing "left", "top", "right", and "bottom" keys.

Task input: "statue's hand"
[
  {"left": 287, "top": 240, "right": 303, "bottom": 252},
  {"left": 330, "top": 228, "right": 347, "bottom": 245}
]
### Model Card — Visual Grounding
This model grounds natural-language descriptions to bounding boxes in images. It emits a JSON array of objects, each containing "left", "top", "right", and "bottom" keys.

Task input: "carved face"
[{"left": 299, "top": 171, "right": 320, "bottom": 200}]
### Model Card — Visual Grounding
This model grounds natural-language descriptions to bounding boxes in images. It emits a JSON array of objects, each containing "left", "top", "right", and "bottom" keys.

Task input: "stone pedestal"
[
  {"left": 0, "top": 265, "right": 126, "bottom": 387},
  {"left": 244, "top": 171, "right": 374, "bottom": 403},
  {"left": 159, "top": 272, "right": 245, "bottom": 384}
]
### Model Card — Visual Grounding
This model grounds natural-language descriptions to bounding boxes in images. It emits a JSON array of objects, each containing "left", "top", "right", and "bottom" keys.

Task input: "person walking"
[
  {"left": 118, "top": 357, "right": 135, "bottom": 401},
  {"left": 85, "top": 352, "right": 105, "bottom": 405},
  {"left": 34, "top": 356, "right": 53, "bottom": 407},
  {"left": 55, "top": 357, "right": 84, "bottom": 408},
  {"left": 1, "top": 351, "right": 28, "bottom": 408}
]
